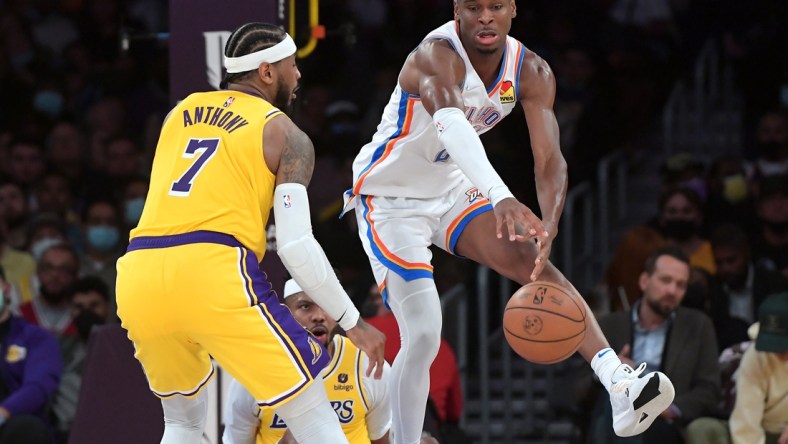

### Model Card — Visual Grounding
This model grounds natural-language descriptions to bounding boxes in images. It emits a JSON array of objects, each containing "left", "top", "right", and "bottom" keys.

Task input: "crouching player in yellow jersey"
[
  {"left": 223, "top": 279, "right": 392, "bottom": 444},
  {"left": 115, "top": 22, "right": 385, "bottom": 444}
]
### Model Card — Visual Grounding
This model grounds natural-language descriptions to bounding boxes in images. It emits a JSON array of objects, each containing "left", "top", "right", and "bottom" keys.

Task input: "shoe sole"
[{"left": 616, "top": 372, "right": 675, "bottom": 437}]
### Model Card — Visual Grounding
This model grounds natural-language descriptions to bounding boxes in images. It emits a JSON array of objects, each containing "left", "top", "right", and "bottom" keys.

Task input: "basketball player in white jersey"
[{"left": 342, "top": 1, "right": 676, "bottom": 443}]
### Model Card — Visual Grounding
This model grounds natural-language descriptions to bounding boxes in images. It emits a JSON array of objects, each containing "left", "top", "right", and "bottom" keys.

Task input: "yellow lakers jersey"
[
  {"left": 257, "top": 336, "right": 372, "bottom": 444},
  {"left": 132, "top": 91, "right": 280, "bottom": 259}
]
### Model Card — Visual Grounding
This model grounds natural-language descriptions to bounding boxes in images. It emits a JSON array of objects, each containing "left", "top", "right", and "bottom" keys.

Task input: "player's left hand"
[
  {"left": 493, "top": 198, "right": 544, "bottom": 243},
  {"left": 531, "top": 221, "right": 556, "bottom": 281}
]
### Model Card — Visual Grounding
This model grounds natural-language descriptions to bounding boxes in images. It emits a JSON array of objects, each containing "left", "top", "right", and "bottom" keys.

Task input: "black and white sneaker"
[{"left": 609, "top": 363, "right": 675, "bottom": 437}]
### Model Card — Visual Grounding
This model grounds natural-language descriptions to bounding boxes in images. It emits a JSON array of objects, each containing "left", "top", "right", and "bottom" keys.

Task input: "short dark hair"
[
  {"left": 221, "top": 23, "right": 288, "bottom": 88},
  {"left": 643, "top": 245, "right": 690, "bottom": 275},
  {"left": 71, "top": 276, "right": 110, "bottom": 301}
]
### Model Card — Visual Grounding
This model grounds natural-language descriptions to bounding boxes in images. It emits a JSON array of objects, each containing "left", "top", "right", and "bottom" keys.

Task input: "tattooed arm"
[
  {"left": 265, "top": 113, "right": 387, "bottom": 379},
  {"left": 263, "top": 114, "right": 315, "bottom": 187}
]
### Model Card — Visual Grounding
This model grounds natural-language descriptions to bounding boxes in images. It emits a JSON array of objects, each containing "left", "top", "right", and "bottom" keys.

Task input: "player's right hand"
[
  {"left": 493, "top": 198, "right": 545, "bottom": 242},
  {"left": 345, "top": 318, "right": 386, "bottom": 379}
]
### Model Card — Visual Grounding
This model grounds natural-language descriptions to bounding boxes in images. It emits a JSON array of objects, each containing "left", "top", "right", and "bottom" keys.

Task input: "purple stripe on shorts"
[
  {"left": 127, "top": 230, "right": 243, "bottom": 251},
  {"left": 243, "top": 250, "right": 330, "bottom": 382}
]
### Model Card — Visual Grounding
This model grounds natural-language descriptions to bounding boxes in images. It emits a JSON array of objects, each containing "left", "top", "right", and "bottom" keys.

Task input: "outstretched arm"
[
  {"left": 519, "top": 51, "right": 567, "bottom": 279},
  {"left": 400, "top": 39, "right": 545, "bottom": 244},
  {"left": 264, "top": 115, "right": 386, "bottom": 379}
]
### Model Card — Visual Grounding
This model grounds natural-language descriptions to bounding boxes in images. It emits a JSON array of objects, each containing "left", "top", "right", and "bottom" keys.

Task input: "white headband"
[
  {"left": 283, "top": 279, "right": 304, "bottom": 299},
  {"left": 224, "top": 34, "right": 297, "bottom": 73}
]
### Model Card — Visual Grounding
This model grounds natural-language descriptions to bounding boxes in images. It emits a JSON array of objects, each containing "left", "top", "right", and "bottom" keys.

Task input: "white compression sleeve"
[
  {"left": 433, "top": 107, "right": 514, "bottom": 206},
  {"left": 274, "top": 183, "right": 360, "bottom": 331}
]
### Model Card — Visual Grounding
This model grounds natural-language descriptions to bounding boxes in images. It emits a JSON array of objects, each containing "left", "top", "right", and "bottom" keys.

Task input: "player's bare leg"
[{"left": 455, "top": 210, "right": 675, "bottom": 437}]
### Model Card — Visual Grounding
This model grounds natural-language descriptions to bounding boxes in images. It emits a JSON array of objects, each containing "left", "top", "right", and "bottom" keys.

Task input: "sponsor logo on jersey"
[
  {"left": 499, "top": 80, "right": 515, "bottom": 104},
  {"left": 338, "top": 373, "right": 349, "bottom": 383}
]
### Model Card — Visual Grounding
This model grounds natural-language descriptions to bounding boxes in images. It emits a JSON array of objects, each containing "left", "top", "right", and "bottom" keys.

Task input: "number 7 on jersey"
[{"left": 169, "top": 138, "right": 220, "bottom": 197}]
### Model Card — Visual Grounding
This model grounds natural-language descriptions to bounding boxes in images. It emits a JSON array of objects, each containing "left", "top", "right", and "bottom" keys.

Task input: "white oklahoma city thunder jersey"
[{"left": 351, "top": 20, "right": 527, "bottom": 199}]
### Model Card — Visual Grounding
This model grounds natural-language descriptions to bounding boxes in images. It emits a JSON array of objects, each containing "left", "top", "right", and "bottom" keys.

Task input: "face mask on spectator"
[
  {"left": 74, "top": 309, "right": 105, "bottom": 342},
  {"left": 87, "top": 226, "right": 119, "bottom": 252},
  {"left": 124, "top": 198, "right": 145, "bottom": 226},
  {"left": 33, "top": 90, "right": 64, "bottom": 118},
  {"left": 661, "top": 219, "right": 697, "bottom": 241},
  {"left": 31, "top": 237, "right": 63, "bottom": 261}
]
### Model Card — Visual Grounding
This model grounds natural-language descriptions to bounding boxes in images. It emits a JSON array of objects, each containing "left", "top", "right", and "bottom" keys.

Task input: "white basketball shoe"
[{"left": 609, "top": 362, "right": 675, "bottom": 437}]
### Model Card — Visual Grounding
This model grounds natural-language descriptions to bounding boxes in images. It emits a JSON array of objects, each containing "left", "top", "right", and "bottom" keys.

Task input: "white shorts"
[{"left": 347, "top": 177, "right": 492, "bottom": 289}]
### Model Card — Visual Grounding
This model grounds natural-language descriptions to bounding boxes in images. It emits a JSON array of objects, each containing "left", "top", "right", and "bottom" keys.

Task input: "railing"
[
  {"left": 558, "top": 181, "right": 595, "bottom": 291},
  {"left": 597, "top": 150, "right": 627, "bottom": 270}
]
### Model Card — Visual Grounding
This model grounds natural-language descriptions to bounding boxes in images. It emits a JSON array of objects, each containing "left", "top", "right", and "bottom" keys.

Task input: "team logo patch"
[
  {"left": 499, "top": 80, "right": 515, "bottom": 104},
  {"left": 5, "top": 344, "right": 26, "bottom": 363},
  {"left": 465, "top": 187, "right": 484, "bottom": 203},
  {"left": 308, "top": 336, "right": 322, "bottom": 365},
  {"left": 222, "top": 96, "right": 235, "bottom": 107},
  {"left": 283, "top": 194, "right": 292, "bottom": 208}
]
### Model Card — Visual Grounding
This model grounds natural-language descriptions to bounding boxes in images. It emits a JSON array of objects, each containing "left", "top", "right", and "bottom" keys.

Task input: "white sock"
[{"left": 590, "top": 348, "right": 622, "bottom": 392}]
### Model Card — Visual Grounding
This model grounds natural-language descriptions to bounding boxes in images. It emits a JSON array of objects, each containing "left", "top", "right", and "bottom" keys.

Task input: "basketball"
[{"left": 503, "top": 281, "right": 587, "bottom": 364}]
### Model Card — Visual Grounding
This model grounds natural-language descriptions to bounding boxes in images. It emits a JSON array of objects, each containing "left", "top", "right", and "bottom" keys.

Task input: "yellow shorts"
[{"left": 116, "top": 231, "right": 328, "bottom": 407}]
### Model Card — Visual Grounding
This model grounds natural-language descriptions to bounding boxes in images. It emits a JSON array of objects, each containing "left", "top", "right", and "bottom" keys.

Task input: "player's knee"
[
  {"left": 161, "top": 392, "right": 208, "bottom": 428},
  {"left": 402, "top": 321, "right": 441, "bottom": 361}
]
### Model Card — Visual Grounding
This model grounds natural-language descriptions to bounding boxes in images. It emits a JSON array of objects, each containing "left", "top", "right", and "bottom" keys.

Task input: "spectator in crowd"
[
  {"left": 751, "top": 174, "right": 788, "bottom": 276},
  {"left": 606, "top": 187, "right": 715, "bottom": 310},
  {"left": 588, "top": 246, "right": 720, "bottom": 444},
  {"left": 27, "top": 213, "right": 68, "bottom": 262},
  {"left": 52, "top": 276, "right": 111, "bottom": 442},
  {"left": 120, "top": 176, "right": 148, "bottom": 233},
  {"left": 79, "top": 199, "right": 121, "bottom": 284},
  {"left": 704, "top": 156, "right": 757, "bottom": 236},
  {"left": 0, "top": 182, "right": 35, "bottom": 296},
  {"left": 707, "top": 224, "right": 788, "bottom": 351},
  {"left": 745, "top": 110, "right": 788, "bottom": 179},
  {"left": 45, "top": 121, "right": 88, "bottom": 202},
  {"left": 0, "top": 264, "right": 63, "bottom": 444},
  {"left": 0, "top": 179, "right": 30, "bottom": 250},
  {"left": 6, "top": 140, "right": 46, "bottom": 195},
  {"left": 18, "top": 244, "right": 79, "bottom": 337},
  {"left": 729, "top": 293, "right": 788, "bottom": 444}
]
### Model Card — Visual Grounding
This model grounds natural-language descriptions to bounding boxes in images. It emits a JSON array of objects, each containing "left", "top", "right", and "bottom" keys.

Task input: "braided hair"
[{"left": 221, "top": 23, "right": 287, "bottom": 88}]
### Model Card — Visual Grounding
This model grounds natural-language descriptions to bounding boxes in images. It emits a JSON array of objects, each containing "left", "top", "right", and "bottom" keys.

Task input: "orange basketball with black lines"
[{"left": 503, "top": 281, "right": 586, "bottom": 364}]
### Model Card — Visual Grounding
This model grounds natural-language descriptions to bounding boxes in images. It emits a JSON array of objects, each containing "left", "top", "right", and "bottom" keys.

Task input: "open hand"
[
  {"left": 493, "top": 198, "right": 545, "bottom": 243},
  {"left": 345, "top": 318, "right": 386, "bottom": 379}
]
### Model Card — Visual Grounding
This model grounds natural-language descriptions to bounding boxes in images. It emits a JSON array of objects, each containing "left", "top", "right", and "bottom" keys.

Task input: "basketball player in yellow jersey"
[
  {"left": 115, "top": 23, "right": 385, "bottom": 444},
  {"left": 223, "top": 279, "right": 391, "bottom": 444}
]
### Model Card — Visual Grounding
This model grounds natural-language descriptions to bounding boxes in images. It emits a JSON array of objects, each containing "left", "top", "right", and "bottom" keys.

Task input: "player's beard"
[{"left": 273, "top": 77, "right": 294, "bottom": 114}]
